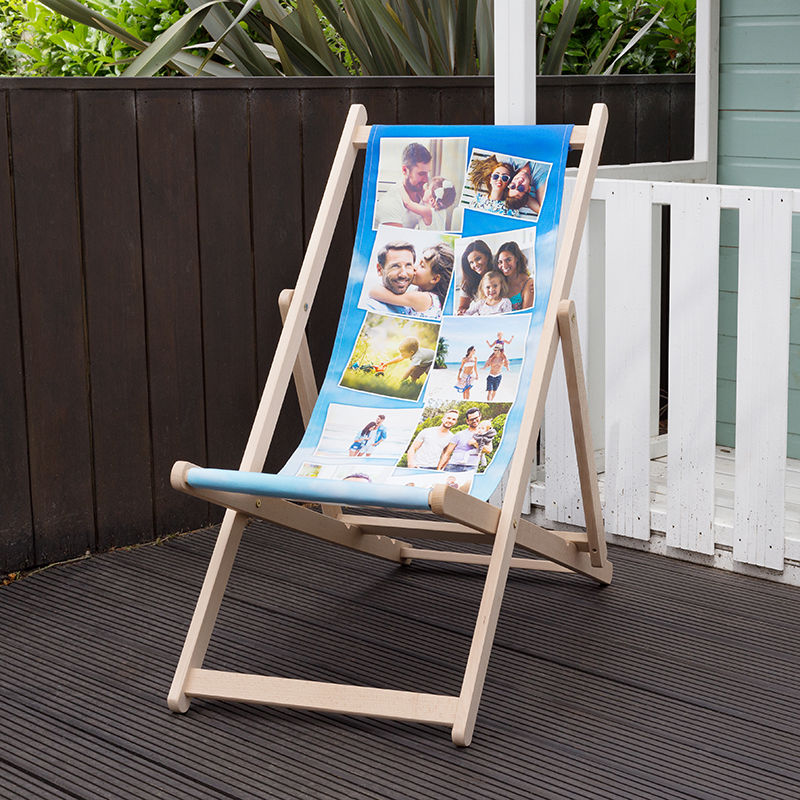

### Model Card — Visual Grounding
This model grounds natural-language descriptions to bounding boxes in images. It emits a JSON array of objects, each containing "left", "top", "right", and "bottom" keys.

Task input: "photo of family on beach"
[
  {"left": 357, "top": 228, "right": 456, "bottom": 321},
  {"left": 313, "top": 403, "right": 421, "bottom": 461},
  {"left": 395, "top": 399, "right": 510, "bottom": 474},
  {"left": 454, "top": 228, "right": 536, "bottom": 315},
  {"left": 372, "top": 137, "right": 468, "bottom": 233},
  {"left": 425, "top": 314, "right": 530, "bottom": 403},
  {"left": 339, "top": 312, "right": 440, "bottom": 402},
  {"left": 459, "top": 148, "right": 552, "bottom": 221}
]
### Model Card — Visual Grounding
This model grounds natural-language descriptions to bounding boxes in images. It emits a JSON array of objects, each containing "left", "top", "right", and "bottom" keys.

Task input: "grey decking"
[{"left": 1, "top": 518, "right": 798, "bottom": 799}]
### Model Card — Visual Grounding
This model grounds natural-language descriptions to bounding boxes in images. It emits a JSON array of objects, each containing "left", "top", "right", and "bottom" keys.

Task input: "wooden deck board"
[{"left": 2, "top": 519, "right": 799, "bottom": 799}]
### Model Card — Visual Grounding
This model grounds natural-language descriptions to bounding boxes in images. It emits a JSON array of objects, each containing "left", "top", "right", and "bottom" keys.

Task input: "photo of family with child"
[
  {"left": 454, "top": 228, "right": 536, "bottom": 315},
  {"left": 312, "top": 403, "right": 421, "bottom": 461},
  {"left": 424, "top": 314, "right": 529, "bottom": 404},
  {"left": 459, "top": 148, "right": 552, "bottom": 221},
  {"left": 372, "top": 137, "right": 468, "bottom": 233},
  {"left": 358, "top": 229, "right": 456, "bottom": 321},
  {"left": 339, "top": 312, "right": 439, "bottom": 402},
  {"left": 395, "top": 400, "right": 510, "bottom": 474}
]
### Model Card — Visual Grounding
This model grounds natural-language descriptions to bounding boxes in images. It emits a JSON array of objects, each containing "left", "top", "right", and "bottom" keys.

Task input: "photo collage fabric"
[{"left": 280, "top": 123, "right": 573, "bottom": 501}]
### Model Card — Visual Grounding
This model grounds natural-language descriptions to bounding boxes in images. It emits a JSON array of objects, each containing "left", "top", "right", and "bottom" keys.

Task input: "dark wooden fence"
[{"left": 0, "top": 75, "right": 694, "bottom": 574}]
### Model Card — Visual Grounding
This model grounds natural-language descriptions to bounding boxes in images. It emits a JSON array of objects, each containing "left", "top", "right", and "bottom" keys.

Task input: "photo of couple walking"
[
  {"left": 460, "top": 148, "right": 551, "bottom": 221},
  {"left": 455, "top": 229, "right": 536, "bottom": 315},
  {"left": 372, "top": 138, "right": 467, "bottom": 233}
]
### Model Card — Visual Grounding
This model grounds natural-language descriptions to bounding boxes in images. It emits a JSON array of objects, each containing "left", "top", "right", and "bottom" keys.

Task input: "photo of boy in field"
[{"left": 339, "top": 312, "right": 440, "bottom": 402}]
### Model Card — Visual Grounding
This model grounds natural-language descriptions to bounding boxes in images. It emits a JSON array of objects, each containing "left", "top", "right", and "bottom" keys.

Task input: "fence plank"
[
  {"left": 250, "top": 88, "right": 306, "bottom": 473},
  {"left": 604, "top": 182, "right": 653, "bottom": 540},
  {"left": 545, "top": 186, "right": 589, "bottom": 526},
  {"left": 301, "top": 88, "right": 355, "bottom": 377},
  {"left": 0, "top": 90, "right": 34, "bottom": 572},
  {"left": 194, "top": 89, "right": 258, "bottom": 477},
  {"left": 734, "top": 189, "right": 792, "bottom": 570},
  {"left": 10, "top": 88, "right": 95, "bottom": 564},
  {"left": 136, "top": 89, "right": 208, "bottom": 535},
  {"left": 77, "top": 89, "right": 154, "bottom": 550},
  {"left": 666, "top": 185, "right": 721, "bottom": 555}
]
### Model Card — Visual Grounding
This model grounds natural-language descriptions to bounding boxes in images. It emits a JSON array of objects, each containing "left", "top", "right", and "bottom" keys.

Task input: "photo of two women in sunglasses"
[{"left": 460, "top": 148, "right": 552, "bottom": 221}]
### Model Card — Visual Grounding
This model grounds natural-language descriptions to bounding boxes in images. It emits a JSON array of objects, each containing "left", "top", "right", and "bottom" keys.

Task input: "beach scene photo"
[
  {"left": 425, "top": 314, "right": 530, "bottom": 404},
  {"left": 313, "top": 403, "right": 422, "bottom": 461}
]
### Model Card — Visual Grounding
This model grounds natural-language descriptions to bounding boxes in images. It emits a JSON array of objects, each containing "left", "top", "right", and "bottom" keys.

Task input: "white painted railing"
[{"left": 538, "top": 178, "right": 800, "bottom": 573}]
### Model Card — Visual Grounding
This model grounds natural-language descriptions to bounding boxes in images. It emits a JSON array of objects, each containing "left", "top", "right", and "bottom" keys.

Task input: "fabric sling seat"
[{"left": 168, "top": 103, "right": 611, "bottom": 746}]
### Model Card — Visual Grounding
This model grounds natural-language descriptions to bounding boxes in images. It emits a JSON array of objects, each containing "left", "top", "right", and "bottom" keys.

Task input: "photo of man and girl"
[
  {"left": 459, "top": 148, "right": 552, "bottom": 221},
  {"left": 372, "top": 137, "right": 468, "bottom": 233},
  {"left": 423, "top": 314, "right": 529, "bottom": 403},
  {"left": 395, "top": 400, "right": 510, "bottom": 475},
  {"left": 358, "top": 229, "right": 456, "bottom": 321},
  {"left": 455, "top": 228, "right": 536, "bottom": 315},
  {"left": 313, "top": 403, "right": 421, "bottom": 461},
  {"left": 339, "top": 312, "right": 439, "bottom": 402}
]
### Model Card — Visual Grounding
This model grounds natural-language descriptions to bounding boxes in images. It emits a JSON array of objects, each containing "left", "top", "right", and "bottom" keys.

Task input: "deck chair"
[{"left": 168, "top": 103, "right": 611, "bottom": 746}]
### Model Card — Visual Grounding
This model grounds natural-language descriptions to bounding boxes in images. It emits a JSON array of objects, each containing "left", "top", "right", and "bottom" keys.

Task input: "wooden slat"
[
  {"left": 399, "top": 547, "right": 573, "bottom": 572},
  {"left": 0, "top": 89, "right": 33, "bottom": 572},
  {"left": 734, "top": 188, "right": 792, "bottom": 570},
  {"left": 250, "top": 88, "right": 306, "bottom": 473},
  {"left": 544, "top": 186, "right": 592, "bottom": 528},
  {"left": 397, "top": 84, "right": 441, "bottom": 125},
  {"left": 558, "top": 300, "right": 607, "bottom": 566},
  {"left": 604, "top": 182, "right": 653, "bottom": 540},
  {"left": 666, "top": 185, "right": 721, "bottom": 555},
  {"left": 185, "top": 669, "right": 459, "bottom": 725},
  {"left": 301, "top": 88, "right": 355, "bottom": 383},
  {"left": 339, "top": 514, "right": 492, "bottom": 544},
  {"left": 635, "top": 82, "right": 672, "bottom": 163},
  {"left": 171, "top": 466, "right": 405, "bottom": 563},
  {"left": 77, "top": 88, "right": 154, "bottom": 550},
  {"left": 600, "top": 82, "right": 636, "bottom": 166},
  {"left": 11, "top": 88, "right": 95, "bottom": 564},
  {"left": 194, "top": 89, "right": 258, "bottom": 473},
  {"left": 136, "top": 89, "right": 207, "bottom": 536}
]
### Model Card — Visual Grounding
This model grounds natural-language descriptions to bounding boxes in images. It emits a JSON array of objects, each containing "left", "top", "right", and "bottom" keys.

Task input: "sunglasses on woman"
[{"left": 491, "top": 173, "right": 510, "bottom": 183}]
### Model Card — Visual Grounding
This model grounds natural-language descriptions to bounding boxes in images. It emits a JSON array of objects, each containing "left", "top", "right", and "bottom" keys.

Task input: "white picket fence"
[{"left": 534, "top": 178, "right": 800, "bottom": 577}]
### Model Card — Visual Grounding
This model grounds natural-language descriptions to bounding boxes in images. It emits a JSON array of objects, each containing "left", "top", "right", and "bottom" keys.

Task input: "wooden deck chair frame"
[{"left": 168, "top": 103, "right": 611, "bottom": 747}]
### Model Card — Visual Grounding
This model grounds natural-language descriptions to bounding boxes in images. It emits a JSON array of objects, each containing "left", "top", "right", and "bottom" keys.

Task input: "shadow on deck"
[{"left": 1, "top": 518, "right": 798, "bottom": 799}]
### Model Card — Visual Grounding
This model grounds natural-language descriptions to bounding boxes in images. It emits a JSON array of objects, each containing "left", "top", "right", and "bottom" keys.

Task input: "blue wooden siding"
[{"left": 717, "top": 0, "right": 800, "bottom": 456}]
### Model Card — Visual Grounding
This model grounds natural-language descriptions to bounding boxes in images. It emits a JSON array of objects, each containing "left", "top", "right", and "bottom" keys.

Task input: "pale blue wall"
[{"left": 717, "top": 0, "right": 800, "bottom": 456}]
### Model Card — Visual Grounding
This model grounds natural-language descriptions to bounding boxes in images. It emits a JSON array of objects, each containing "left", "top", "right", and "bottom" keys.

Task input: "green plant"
[
  {"left": 435, "top": 336, "right": 449, "bottom": 369},
  {"left": 7, "top": 0, "right": 695, "bottom": 77},
  {"left": 538, "top": 0, "right": 695, "bottom": 75},
  {"left": 2, "top": 0, "right": 214, "bottom": 76},
  {"left": 19, "top": 0, "right": 495, "bottom": 76}
]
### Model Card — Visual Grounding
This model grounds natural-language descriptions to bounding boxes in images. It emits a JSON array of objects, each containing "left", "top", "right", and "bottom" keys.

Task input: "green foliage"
[
  {"left": 4, "top": 0, "right": 695, "bottom": 77},
  {"left": 338, "top": 369, "right": 424, "bottom": 401},
  {"left": 539, "top": 0, "right": 695, "bottom": 75},
  {"left": 1, "top": 0, "right": 209, "bottom": 76},
  {"left": 435, "top": 336, "right": 449, "bottom": 369}
]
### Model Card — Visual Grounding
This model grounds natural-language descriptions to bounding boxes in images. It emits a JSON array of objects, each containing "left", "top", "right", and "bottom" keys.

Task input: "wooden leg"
[
  {"left": 557, "top": 299, "right": 608, "bottom": 566},
  {"left": 278, "top": 289, "right": 342, "bottom": 520},
  {"left": 167, "top": 508, "right": 248, "bottom": 712}
]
